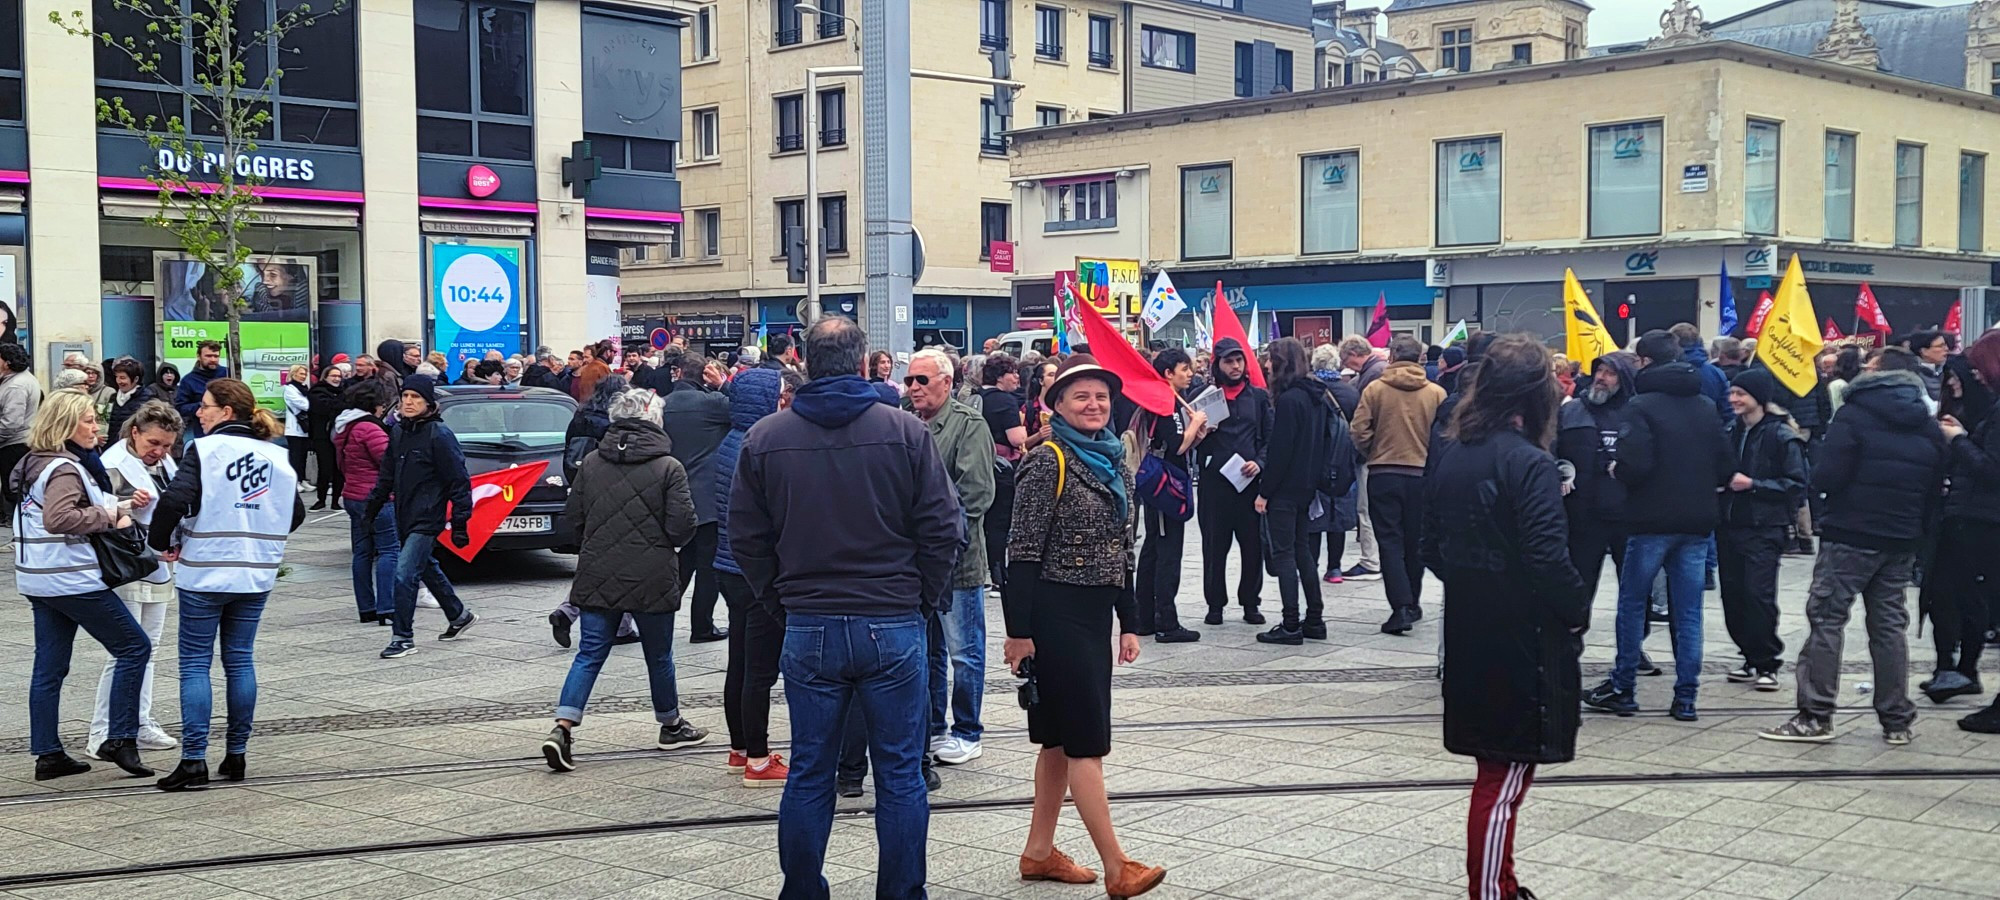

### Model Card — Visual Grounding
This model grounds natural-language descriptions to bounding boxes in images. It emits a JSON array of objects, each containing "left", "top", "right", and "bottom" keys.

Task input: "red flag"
[
  {"left": 1075, "top": 295, "right": 1176, "bottom": 416},
  {"left": 1210, "top": 282, "right": 1266, "bottom": 389},
  {"left": 1945, "top": 300, "right": 1963, "bottom": 338},
  {"left": 438, "top": 461, "right": 549, "bottom": 562},
  {"left": 1823, "top": 318, "right": 1845, "bottom": 342},
  {"left": 1366, "top": 292, "right": 1392, "bottom": 348},
  {"left": 1855, "top": 283, "right": 1892, "bottom": 334},
  {"left": 1746, "top": 291, "right": 1777, "bottom": 337}
]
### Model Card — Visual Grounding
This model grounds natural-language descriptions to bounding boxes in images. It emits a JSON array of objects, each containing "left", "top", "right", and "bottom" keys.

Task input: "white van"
[{"left": 995, "top": 329, "right": 1055, "bottom": 358}]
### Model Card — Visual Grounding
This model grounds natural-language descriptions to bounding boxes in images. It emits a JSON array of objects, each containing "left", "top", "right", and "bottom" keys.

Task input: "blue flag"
[{"left": 1719, "top": 259, "right": 1739, "bottom": 336}]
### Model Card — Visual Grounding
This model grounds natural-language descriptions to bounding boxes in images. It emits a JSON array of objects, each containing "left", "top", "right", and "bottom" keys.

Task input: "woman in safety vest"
[
  {"left": 84, "top": 400, "right": 183, "bottom": 758},
  {"left": 12, "top": 389, "right": 155, "bottom": 781},
  {"left": 148, "top": 378, "right": 305, "bottom": 791}
]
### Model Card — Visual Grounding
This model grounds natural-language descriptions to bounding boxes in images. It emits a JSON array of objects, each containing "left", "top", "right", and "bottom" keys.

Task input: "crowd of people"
[{"left": 0, "top": 309, "right": 1993, "bottom": 900}]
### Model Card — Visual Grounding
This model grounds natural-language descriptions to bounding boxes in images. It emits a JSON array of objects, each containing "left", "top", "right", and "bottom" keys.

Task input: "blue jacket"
[
  {"left": 712, "top": 368, "right": 782, "bottom": 576},
  {"left": 1682, "top": 343, "right": 1731, "bottom": 427},
  {"left": 175, "top": 364, "right": 228, "bottom": 436},
  {"left": 365, "top": 412, "right": 474, "bottom": 538}
]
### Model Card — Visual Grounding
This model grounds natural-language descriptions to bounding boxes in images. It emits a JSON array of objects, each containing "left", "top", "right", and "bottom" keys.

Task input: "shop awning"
[{"left": 101, "top": 194, "right": 360, "bottom": 229}]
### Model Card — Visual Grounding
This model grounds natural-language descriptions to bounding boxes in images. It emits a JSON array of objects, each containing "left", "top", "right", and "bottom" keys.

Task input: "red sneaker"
[
  {"left": 1322, "top": 573, "right": 1343, "bottom": 585},
  {"left": 742, "top": 754, "right": 789, "bottom": 787},
  {"left": 727, "top": 750, "right": 748, "bottom": 773}
]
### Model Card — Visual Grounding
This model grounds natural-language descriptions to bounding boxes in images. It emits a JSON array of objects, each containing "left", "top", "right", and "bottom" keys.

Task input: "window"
[
  {"left": 775, "top": 94, "right": 804, "bottom": 152},
  {"left": 1992, "top": 62, "right": 1999, "bottom": 97},
  {"left": 1088, "top": 15, "right": 1114, "bottom": 67},
  {"left": 686, "top": 108, "right": 719, "bottom": 161},
  {"left": 1184, "top": 0, "right": 1237, "bottom": 7},
  {"left": 774, "top": 0, "right": 803, "bottom": 46},
  {"left": 1036, "top": 6, "right": 1063, "bottom": 60},
  {"left": 775, "top": 199, "right": 804, "bottom": 257},
  {"left": 1824, "top": 131, "right": 1856, "bottom": 241},
  {"left": 587, "top": 133, "right": 675, "bottom": 174},
  {"left": 981, "top": 201, "right": 1010, "bottom": 259},
  {"left": 96, "top": 0, "right": 358, "bottom": 146},
  {"left": 1043, "top": 175, "right": 1117, "bottom": 231},
  {"left": 1181, "top": 164, "right": 1232, "bottom": 259},
  {"left": 0, "top": 0, "right": 17, "bottom": 122},
  {"left": 1896, "top": 142, "right": 1924, "bottom": 247},
  {"left": 1963, "top": 153, "right": 1986, "bottom": 252},
  {"left": 1301, "top": 151, "right": 1360, "bottom": 254},
  {"left": 1141, "top": 26, "right": 1194, "bottom": 73},
  {"left": 1511, "top": 43, "right": 1531, "bottom": 64},
  {"left": 815, "top": 0, "right": 844, "bottom": 38},
  {"left": 665, "top": 223, "right": 685, "bottom": 260},
  {"left": 699, "top": 209, "right": 721, "bottom": 259},
  {"left": 980, "top": 97, "right": 1007, "bottom": 154},
  {"left": 1439, "top": 27, "right": 1472, "bottom": 72},
  {"left": 818, "top": 88, "right": 846, "bottom": 147},
  {"left": 1036, "top": 105, "right": 1065, "bottom": 128},
  {"left": 1233, "top": 43, "right": 1252, "bottom": 98},
  {"left": 821, "top": 195, "right": 848, "bottom": 253},
  {"left": 414, "top": 0, "right": 530, "bottom": 159},
  {"left": 1436, "top": 137, "right": 1501, "bottom": 246},
  {"left": 1564, "top": 21, "right": 1582, "bottom": 60},
  {"left": 690, "top": 6, "right": 715, "bottom": 61},
  {"left": 1587, "top": 121, "right": 1663, "bottom": 239},
  {"left": 1275, "top": 49, "right": 1293, "bottom": 92},
  {"left": 1744, "top": 119, "right": 1780, "bottom": 236},
  {"left": 980, "top": 0, "right": 1007, "bottom": 49}
]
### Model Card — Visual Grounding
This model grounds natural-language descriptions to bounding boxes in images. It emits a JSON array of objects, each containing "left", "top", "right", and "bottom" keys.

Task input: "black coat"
[
  {"left": 1422, "top": 430, "right": 1586, "bottom": 765},
  {"left": 1944, "top": 395, "right": 2000, "bottom": 526},
  {"left": 364, "top": 413, "right": 474, "bottom": 538},
  {"left": 1813, "top": 370, "right": 1947, "bottom": 551},
  {"left": 105, "top": 390, "right": 150, "bottom": 444},
  {"left": 1555, "top": 395, "right": 1634, "bottom": 526},
  {"left": 1721, "top": 414, "right": 1807, "bottom": 529},
  {"left": 1261, "top": 381, "right": 1333, "bottom": 501},
  {"left": 1615, "top": 362, "right": 1733, "bottom": 535},
  {"left": 660, "top": 380, "right": 732, "bottom": 525},
  {"left": 564, "top": 419, "right": 698, "bottom": 613},
  {"left": 306, "top": 381, "right": 345, "bottom": 444},
  {"left": 1193, "top": 384, "right": 1272, "bottom": 477}
]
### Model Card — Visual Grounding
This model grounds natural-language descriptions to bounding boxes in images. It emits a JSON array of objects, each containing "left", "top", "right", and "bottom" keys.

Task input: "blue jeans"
[
  {"left": 349, "top": 502, "right": 399, "bottom": 618},
  {"left": 177, "top": 590, "right": 268, "bottom": 759},
  {"left": 1614, "top": 534, "right": 1707, "bottom": 700},
  {"left": 28, "top": 591, "right": 150, "bottom": 756},
  {"left": 778, "top": 613, "right": 929, "bottom": 900},
  {"left": 555, "top": 609, "right": 681, "bottom": 725},
  {"left": 929, "top": 588, "right": 985, "bottom": 744},
  {"left": 391, "top": 531, "right": 467, "bottom": 640}
]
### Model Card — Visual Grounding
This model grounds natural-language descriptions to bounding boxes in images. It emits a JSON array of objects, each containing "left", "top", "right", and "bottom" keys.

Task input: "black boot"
[
  {"left": 155, "top": 759, "right": 210, "bottom": 792},
  {"left": 97, "top": 738, "right": 153, "bottom": 777},
  {"left": 218, "top": 752, "right": 247, "bottom": 781},
  {"left": 34, "top": 752, "right": 90, "bottom": 781}
]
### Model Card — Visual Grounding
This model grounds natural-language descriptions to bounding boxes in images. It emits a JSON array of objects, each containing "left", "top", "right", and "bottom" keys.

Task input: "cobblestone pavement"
[{"left": 0, "top": 512, "right": 1995, "bottom": 899}]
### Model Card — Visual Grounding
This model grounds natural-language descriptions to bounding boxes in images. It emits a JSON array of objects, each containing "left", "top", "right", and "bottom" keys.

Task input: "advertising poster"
[
  {"left": 585, "top": 242, "right": 622, "bottom": 349},
  {"left": 157, "top": 254, "right": 314, "bottom": 415},
  {"left": 429, "top": 239, "right": 527, "bottom": 366}
]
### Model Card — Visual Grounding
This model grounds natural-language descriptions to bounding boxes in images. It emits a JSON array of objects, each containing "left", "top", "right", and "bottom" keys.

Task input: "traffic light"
[
  {"left": 1614, "top": 300, "right": 1633, "bottom": 321},
  {"left": 785, "top": 225, "right": 806, "bottom": 284}
]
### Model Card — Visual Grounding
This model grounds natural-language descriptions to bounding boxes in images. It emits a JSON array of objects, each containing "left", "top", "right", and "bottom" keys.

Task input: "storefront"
[
  {"left": 754, "top": 295, "right": 857, "bottom": 343},
  {"left": 1729, "top": 246, "right": 1991, "bottom": 341},
  {"left": 419, "top": 155, "right": 538, "bottom": 371},
  {"left": 1059, "top": 260, "right": 1433, "bottom": 347}
]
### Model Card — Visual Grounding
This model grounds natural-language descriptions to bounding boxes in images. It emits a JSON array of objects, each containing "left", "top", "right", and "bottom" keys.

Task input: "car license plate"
[{"left": 496, "top": 515, "right": 551, "bottom": 534}]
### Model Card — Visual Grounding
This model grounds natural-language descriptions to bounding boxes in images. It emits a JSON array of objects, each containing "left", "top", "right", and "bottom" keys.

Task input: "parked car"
[
  {"left": 433, "top": 385, "right": 578, "bottom": 554},
  {"left": 996, "top": 329, "right": 1055, "bottom": 358}
]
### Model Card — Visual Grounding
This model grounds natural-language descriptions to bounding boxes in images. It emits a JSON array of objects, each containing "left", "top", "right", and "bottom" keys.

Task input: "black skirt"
[{"left": 1026, "top": 579, "right": 1117, "bottom": 758}]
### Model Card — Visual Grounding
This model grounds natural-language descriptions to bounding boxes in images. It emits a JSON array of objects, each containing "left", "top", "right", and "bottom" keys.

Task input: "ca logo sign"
[{"left": 1625, "top": 251, "right": 1659, "bottom": 275}]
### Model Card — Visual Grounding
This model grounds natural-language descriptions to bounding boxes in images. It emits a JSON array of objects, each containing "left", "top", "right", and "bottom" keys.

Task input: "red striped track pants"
[{"left": 1467, "top": 758, "right": 1535, "bottom": 900}]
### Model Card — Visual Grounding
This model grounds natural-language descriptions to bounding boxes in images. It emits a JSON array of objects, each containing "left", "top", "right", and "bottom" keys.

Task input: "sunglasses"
[{"left": 903, "top": 374, "right": 931, "bottom": 387}]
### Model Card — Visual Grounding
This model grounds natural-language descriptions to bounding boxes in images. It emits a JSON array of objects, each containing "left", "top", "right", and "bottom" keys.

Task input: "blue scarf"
[{"left": 1051, "top": 413, "right": 1127, "bottom": 520}]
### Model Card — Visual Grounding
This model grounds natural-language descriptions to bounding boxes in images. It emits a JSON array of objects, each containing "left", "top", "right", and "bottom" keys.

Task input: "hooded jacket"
[
  {"left": 1614, "top": 361, "right": 1734, "bottom": 535},
  {"left": 1263, "top": 379, "right": 1336, "bottom": 500},
  {"left": 712, "top": 368, "right": 783, "bottom": 577},
  {"left": 1555, "top": 353, "right": 1638, "bottom": 525},
  {"left": 175, "top": 363, "right": 228, "bottom": 437},
  {"left": 1193, "top": 338, "right": 1273, "bottom": 479},
  {"left": 1681, "top": 342, "right": 1732, "bottom": 426},
  {"left": 375, "top": 340, "right": 410, "bottom": 380},
  {"left": 1352, "top": 360, "right": 1446, "bottom": 474},
  {"left": 1813, "top": 369, "right": 1947, "bottom": 550},
  {"left": 564, "top": 418, "right": 698, "bottom": 614},
  {"left": 728, "top": 374, "right": 962, "bottom": 618},
  {"left": 364, "top": 409, "right": 474, "bottom": 539},
  {"left": 333, "top": 409, "right": 390, "bottom": 502}
]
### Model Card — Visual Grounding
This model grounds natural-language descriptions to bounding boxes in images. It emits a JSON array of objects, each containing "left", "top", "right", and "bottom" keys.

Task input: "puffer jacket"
[
  {"left": 1615, "top": 362, "right": 1733, "bottom": 535},
  {"left": 712, "top": 368, "right": 782, "bottom": 576},
  {"left": 1813, "top": 369, "right": 1947, "bottom": 550},
  {"left": 563, "top": 418, "right": 698, "bottom": 613},
  {"left": 1944, "top": 394, "right": 2000, "bottom": 525},
  {"left": 332, "top": 410, "right": 390, "bottom": 503}
]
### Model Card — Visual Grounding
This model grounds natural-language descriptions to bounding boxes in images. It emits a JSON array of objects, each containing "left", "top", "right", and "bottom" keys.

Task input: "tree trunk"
[{"left": 224, "top": 228, "right": 243, "bottom": 377}]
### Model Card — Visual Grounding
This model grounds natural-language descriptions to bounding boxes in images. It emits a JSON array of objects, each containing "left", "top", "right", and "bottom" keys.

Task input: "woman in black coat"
[
  {"left": 1421, "top": 335, "right": 1584, "bottom": 900},
  {"left": 306, "top": 366, "right": 347, "bottom": 509},
  {"left": 1927, "top": 334, "right": 2000, "bottom": 713}
]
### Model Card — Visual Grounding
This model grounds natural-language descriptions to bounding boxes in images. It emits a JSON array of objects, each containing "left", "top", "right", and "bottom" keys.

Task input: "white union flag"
[{"left": 1140, "top": 271, "right": 1188, "bottom": 331}]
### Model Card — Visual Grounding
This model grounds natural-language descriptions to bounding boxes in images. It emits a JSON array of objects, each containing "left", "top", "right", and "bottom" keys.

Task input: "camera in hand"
[{"left": 1015, "top": 655, "right": 1039, "bottom": 710}]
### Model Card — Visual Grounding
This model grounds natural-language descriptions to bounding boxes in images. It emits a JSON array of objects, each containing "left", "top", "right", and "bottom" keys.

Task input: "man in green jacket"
[{"left": 907, "top": 348, "right": 997, "bottom": 765}]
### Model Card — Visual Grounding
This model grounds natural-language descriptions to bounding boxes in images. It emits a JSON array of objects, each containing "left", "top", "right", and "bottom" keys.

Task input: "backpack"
[{"left": 1136, "top": 451, "right": 1194, "bottom": 523}]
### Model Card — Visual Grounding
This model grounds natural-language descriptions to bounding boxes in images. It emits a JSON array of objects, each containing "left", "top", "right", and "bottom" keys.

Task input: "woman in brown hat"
[{"left": 1002, "top": 354, "right": 1165, "bottom": 899}]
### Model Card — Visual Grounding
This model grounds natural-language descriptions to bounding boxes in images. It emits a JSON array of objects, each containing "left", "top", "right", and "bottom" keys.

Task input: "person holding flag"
[{"left": 365, "top": 374, "right": 481, "bottom": 660}]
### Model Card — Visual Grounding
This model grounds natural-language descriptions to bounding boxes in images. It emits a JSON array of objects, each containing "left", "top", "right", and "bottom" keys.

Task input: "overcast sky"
[{"left": 1586, "top": 0, "right": 1951, "bottom": 46}]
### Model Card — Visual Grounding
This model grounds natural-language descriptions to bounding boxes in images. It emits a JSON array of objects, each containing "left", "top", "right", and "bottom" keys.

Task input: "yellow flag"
[
  {"left": 1755, "top": 254, "right": 1823, "bottom": 397},
  {"left": 1563, "top": 268, "right": 1619, "bottom": 374}
]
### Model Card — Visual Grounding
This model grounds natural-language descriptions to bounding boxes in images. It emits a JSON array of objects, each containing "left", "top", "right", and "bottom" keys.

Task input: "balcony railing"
[
  {"left": 775, "top": 27, "right": 802, "bottom": 46},
  {"left": 1088, "top": 49, "right": 1113, "bottom": 67},
  {"left": 980, "top": 32, "right": 1007, "bottom": 50},
  {"left": 776, "top": 133, "right": 805, "bottom": 152},
  {"left": 1035, "top": 41, "right": 1062, "bottom": 60},
  {"left": 817, "top": 17, "right": 844, "bottom": 38},
  {"left": 979, "top": 136, "right": 1007, "bottom": 155},
  {"left": 819, "top": 128, "right": 846, "bottom": 147}
]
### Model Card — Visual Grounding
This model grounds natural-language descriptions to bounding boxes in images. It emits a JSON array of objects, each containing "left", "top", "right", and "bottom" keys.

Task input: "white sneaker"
[
  {"left": 928, "top": 734, "right": 951, "bottom": 755},
  {"left": 137, "top": 724, "right": 178, "bottom": 751},
  {"left": 417, "top": 586, "right": 441, "bottom": 609},
  {"left": 936, "top": 738, "right": 983, "bottom": 765}
]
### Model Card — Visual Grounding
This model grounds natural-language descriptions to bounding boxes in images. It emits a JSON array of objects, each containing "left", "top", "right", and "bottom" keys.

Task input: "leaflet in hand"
[
  {"left": 1190, "top": 386, "right": 1231, "bottom": 426},
  {"left": 1221, "top": 453, "right": 1254, "bottom": 492}
]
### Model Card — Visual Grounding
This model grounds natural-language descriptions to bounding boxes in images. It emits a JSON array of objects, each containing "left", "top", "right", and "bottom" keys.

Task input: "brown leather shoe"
[
  {"left": 1019, "top": 847, "right": 1097, "bottom": 884},
  {"left": 1106, "top": 859, "right": 1166, "bottom": 899}
]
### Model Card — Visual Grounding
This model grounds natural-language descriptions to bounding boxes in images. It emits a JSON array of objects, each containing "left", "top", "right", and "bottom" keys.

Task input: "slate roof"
[{"left": 1713, "top": 3, "right": 1976, "bottom": 90}]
